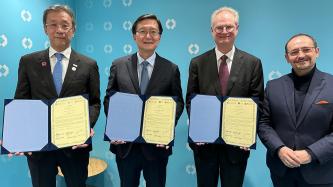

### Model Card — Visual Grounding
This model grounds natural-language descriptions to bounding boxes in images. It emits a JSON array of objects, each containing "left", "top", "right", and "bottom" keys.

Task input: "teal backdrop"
[{"left": 1, "top": 0, "right": 333, "bottom": 186}]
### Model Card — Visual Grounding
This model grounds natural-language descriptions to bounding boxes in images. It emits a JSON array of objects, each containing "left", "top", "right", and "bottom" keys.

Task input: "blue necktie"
[
  {"left": 53, "top": 53, "right": 63, "bottom": 95},
  {"left": 140, "top": 61, "right": 149, "bottom": 95}
]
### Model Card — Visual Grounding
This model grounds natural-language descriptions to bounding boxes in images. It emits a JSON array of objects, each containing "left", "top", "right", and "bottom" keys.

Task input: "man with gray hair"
[
  {"left": 14, "top": 4, "right": 100, "bottom": 187},
  {"left": 186, "top": 6, "right": 264, "bottom": 187}
]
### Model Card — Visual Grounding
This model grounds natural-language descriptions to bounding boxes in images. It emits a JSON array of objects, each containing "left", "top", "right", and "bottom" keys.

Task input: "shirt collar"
[
  {"left": 215, "top": 45, "right": 235, "bottom": 61},
  {"left": 49, "top": 46, "right": 72, "bottom": 59},
  {"left": 137, "top": 52, "right": 156, "bottom": 66}
]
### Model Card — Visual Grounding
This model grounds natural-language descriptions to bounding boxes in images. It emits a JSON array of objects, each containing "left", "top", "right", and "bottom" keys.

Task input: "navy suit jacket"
[
  {"left": 186, "top": 48, "right": 264, "bottom": 163},
  {"left": 14, "top": 49, "right": 101, "bottom": 155},
  {"left": 103, "top": 53, "right": 184, "bottom": 160},
  {"left": 258, "top": 68, "right": 333, "bottom": 184}
]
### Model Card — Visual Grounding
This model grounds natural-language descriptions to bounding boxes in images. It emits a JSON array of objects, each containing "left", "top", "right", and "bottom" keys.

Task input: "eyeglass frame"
[
  {"left": 287, "top": 47, "right": 316, "bottom": 57},
  {"left": 135, "top": 29, "right": 161, "bottom": 37},
  {"left": 45, "top": 23, "right": 73, "bottom": 32},
  {"left": 213, "top": 24, "right": 237, "bottom": 33}
]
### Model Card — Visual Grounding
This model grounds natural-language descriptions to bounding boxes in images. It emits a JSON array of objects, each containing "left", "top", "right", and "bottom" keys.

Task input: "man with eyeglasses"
[
  {"left": 13, "top": 4, "right": 100, "bottom": 187},
  {"left": 186, "top": 6, "right": 264, "bottom": 187},
  {"left": 104, "top": 14, "right": 184, "bottom": 187},
  {"left": 258, "top": 33, "right": 333, "bottom": 187}
]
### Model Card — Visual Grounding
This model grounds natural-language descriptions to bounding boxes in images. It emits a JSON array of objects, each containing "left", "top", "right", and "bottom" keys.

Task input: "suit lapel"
[
  {"left": 39, "top": 49, "right": 58, "bottom": 96},
  {"left": 60, "top": 50, "right": 78, "bottom": 96},
  {"left": 283, "top": 75, "right": 297, "bottom": 126},
  {"left": 227, "top": 49, "right": 243, "bottom": 95},
  {"left": 296, "top": 69, "right": 325, "bottom": 127},
  {"left": 125, "top": 54, "right": 140, "bottom": 93},
  {"left": 205, "top": 50, "right": 221, "bottom": 95}
]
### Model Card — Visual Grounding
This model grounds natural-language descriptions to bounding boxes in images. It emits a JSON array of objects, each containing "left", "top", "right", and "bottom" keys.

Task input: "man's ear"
[
  {"left": 44, "top": 26, "right": 48, "bottom": 34},
  {"left": 285, "top": 53, "right": 290, "bottom": 64}
]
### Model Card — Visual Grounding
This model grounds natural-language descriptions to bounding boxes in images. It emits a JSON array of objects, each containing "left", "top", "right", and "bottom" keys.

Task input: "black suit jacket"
[
  {"left": 104, "top": 53, "right": 184, "bottom": 160},
  {"left": 14, "top": 48, "right": 101, "bottom": 156},
  {"left": 258, "top": 69, "right": 333, "bottom": 184},
  {"left": 186, "top": 48, "right": 264, "bottom": 163}
]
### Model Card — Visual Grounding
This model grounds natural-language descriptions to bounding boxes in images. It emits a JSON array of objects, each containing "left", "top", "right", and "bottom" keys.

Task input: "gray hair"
[{"left": 211, "top": 7, "right": 239, "bottom": 27}]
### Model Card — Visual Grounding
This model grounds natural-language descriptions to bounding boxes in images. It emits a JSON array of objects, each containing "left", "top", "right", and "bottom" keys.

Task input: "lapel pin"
[
  {"left": 41, "top": 61, "right": 47, "bottom": 67},
  {"left": 316, "top": 100, "right": 329, "bottom": 104},
  {"left": 72, "top": 67, "right": 77, "bottom": 71},
  {"left": 73, "top": 64, "right": 78, "bottom": 67}
]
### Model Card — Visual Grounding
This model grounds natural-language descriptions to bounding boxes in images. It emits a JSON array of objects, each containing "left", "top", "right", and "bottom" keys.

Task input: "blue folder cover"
[
  {"left": 104, "top": 92, "right": 177, "bottom": 146},
  {"left": 189, "top": 95, "right": 221, "bottom": 143},
  {"left": 1, "top": 95, "right": 91, "bottom": 154},
  {"left": 105, "top": 92, "right": 143, "bottom": 142},
  {"left": 188, "top": 94, "right": 258, "bottom": 149},
  {"left": 1, "top": 100, "right": 48, "bottom": 153}
]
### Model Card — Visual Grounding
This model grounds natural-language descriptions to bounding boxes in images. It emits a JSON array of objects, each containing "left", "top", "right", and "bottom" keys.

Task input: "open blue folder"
[
  {"left": 188, "top": 94, "right": 258, "bottom": 149},
  {"left": 104, "top": 92, "right": 176, "bottom": 146},
  {"left": 1, "top": 95, "right": 91, "bottom": 154}
]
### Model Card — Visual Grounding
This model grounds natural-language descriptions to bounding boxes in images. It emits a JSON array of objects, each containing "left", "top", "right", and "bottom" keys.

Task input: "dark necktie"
[
  {"left": 53, "top": 53, "right": 63, "bottom": 95},
  {"left": 219, "top": 55, "right": 229, "bottom": 96},
  {"left": 140, "top": 61, "right": 149, "bottom": 94}
]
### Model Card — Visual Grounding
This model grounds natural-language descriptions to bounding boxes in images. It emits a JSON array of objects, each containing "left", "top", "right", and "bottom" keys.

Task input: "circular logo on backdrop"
[
  {"left": 85, "top": 22, "right": 94, "bottom": 31},
  {"left": 104, "top": 44, "right": 113, "bottom": 54},
  {"left": 166, "top": 19, "right": 176, "bottom": 30},
  {"left": 104, "top": 22, "right": 113, "bottom": 31},
  {"left": 268, "top": 70, "right": 282, "bottom": 80},
  {"left": 123, "top": 21, "right": 132, "bottom": 31},
  {"left": 0, "top": 34, "right": 8, "bottom": 47},
  {"left": 86, "top": 44, "right": 94, "bottom": 53},
  {"left": 85, "top": 0, "right": 93, "bottom": 8},
  {"left": 188, "top": 43, "right": 200, "bottom": 55},
  {"left": 0, "top": 64, "right": 10, "bottom": 77},
  {"left": 122, "top": 0, "right": 132, "bottom": 7},
  {"left": 103, "top": 0, "right": 112, "bottom": 8},
  {"left": 21, "top": 10, "right": 32, "bottom": 22},
  {"left": 22, "top": 37, "right": 33, "bottom": 49},
  {"left": 123, "top": 44, "right": 132, "bottom": 54},
  {"left": 185, "top": 164, "right": 196, "bottom": 175}
]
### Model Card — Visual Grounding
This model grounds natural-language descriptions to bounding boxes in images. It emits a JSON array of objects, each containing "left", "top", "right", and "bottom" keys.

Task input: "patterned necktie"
[
  {"left": 140, "top": 61, "right": 149, "bottom": 95},
  {"left": 219, "top": 55, "right": 229, "bottom": 96},
  {"left": 53, "top": 53, "right": 63, "bottom": 95}
]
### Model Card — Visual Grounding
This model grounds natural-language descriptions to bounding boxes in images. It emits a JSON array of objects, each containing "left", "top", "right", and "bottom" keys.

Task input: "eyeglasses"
[
  {"left": 45, "top": 23, "right": 73, "bottom": 32},
  {"left": 136, "top": 29, "right": 160, "bottom": 37},
  {"left": 287, "top": 47, "right": 316, "bottom": 56},
  {"left": 213, "top": 25, "right": 236, "bottom": 33}
]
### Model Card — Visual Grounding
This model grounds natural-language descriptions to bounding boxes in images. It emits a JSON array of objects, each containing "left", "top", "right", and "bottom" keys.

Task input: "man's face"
[
  {"left": 285, "top": 36, "right": 319, "bottom": 74},
  {"left": 44, "top": 10, "right": 74, "bottom": 52},
  {"left": 133, "top": 19, "right": 161, "bottom": 54},
  {"left": 211, "top": 11, "right": 239, "bottom": 47}
]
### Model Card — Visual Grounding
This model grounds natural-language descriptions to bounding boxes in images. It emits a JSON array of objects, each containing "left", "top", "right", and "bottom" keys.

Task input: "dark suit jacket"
[
  {"left": 14, "top": 48, "right": 101, "bottom": 156},
  {"left": 103, "top": 53, "right": 184, "bottom": 160},
  {"left": 186, "top": 48, "right": 264, "bottom": 163},
  {"left": 258, "top": 68, "right": 333, "bottom": 184}
]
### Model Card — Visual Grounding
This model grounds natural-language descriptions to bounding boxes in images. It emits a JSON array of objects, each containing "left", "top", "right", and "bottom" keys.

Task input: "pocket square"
[{"left": 315, "top": 100, "right": 329, "bottom": 105}]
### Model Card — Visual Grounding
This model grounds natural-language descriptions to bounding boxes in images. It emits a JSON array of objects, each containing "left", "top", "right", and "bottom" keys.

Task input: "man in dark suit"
[
  {"left": 13, "top": 5, "right": 100, "bottom": 187},
  {"left": 103, "top": 14, "right": 184, "bottom": 187},
  {"left": 186, "top": 7, "right": 264, "bottom": 187},
  {"left": 258, "top": 33, "right": 333, "bottom": 187}
]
